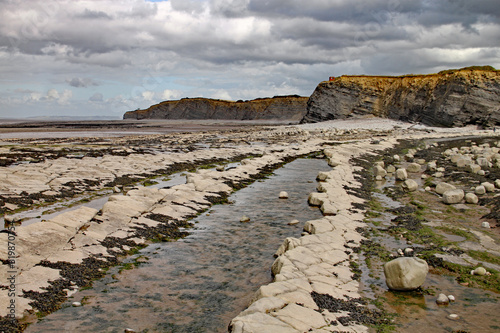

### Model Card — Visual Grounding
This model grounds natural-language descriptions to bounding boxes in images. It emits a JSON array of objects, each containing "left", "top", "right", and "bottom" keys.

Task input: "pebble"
[
  {"left": 448, "top": 295, "right": 455, "bottom": 302},
  {"left": 279, "top": 191, "right": 289, "bottom": 199},
  {"left": 436, "top": 293, "right": 449, "bottom": 305},
  {"left": 481, "top": 222, "right": 491, "bottom": 228},
  {"left": 288, "top": 219, "right": 300, "bottom": 226},
  {"left": 216, "top": 165, "right": 225, "bottom": 172},
  {"left": 447, "top": 314, "right": 460, "bottom": 321},
  {"left": 124, "top": 329, "right": 137, "bottom": 333},
  {"left": 474, "top": 267, "right": 487, "bottom": 276},
  {"left": 72, "top": 302, "right": 82, "bottom": 307},
  {"left": 404, "top": 248, "right": 414, "bottom": 257},
  {"left": 240, "top": 216, "right": 251, "bottom": 223}
]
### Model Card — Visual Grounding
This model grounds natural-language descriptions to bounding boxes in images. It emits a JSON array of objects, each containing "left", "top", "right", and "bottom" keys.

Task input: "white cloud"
[{"left": 161, "top": 89, "right": 181, "bottom": 100}]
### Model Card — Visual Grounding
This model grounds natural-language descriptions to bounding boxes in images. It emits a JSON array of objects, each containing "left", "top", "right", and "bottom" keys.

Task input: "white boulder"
[{"left": 384, "top": 257, "right": 429, "bottom": 291}]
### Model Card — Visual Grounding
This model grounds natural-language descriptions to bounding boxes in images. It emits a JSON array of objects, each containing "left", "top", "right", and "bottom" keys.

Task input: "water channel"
[{"left": 25, "top": 158, "right": 328, "bottom": 332}]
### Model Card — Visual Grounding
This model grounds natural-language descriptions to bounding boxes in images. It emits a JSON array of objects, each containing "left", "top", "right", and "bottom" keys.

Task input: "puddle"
[{"left": 24, "top": 158, "right": 328, "bottom": 333}]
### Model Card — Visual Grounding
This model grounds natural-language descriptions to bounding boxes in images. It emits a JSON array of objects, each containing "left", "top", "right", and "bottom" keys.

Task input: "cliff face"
[
  {"left": 123, "top": 95, "right": 308, "bottom": 121},
  {"left": 303, "top": 67, "right": 500, "bottom": 127}
]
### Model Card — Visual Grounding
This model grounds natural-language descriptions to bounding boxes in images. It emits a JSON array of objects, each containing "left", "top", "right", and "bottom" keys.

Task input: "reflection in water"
[{"left": 26, "top": 158, "right": 328, "bottom": 333}]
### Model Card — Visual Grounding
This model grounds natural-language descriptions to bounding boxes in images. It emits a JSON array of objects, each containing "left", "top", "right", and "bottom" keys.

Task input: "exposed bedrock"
[
  {"left": 302, "top": 66, "right": 500, "bottom": 127},
  {"left": 123, "top": 95, "right": 308, "bottom": 121}
]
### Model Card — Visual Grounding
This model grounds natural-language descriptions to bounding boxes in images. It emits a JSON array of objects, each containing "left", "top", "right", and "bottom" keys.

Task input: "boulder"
[
  {"left": 327, "top": 158, "right": 341, "bottom": 167},
  {"left": 465, "top": 193, "right": 479, "bottom": 204},
  {"left": 384, "top": 257, "right": 429, "bottom": 291},
  {"left": 475, "top": 185, "right": 486, "bottom": 195},
  {"left": 386, "top": 165, "right": 396, "bottom": 173},
  {"left": 442, "top": 189, "right": 465, "bottom": 204},
  {"left": 481, "top": 182, "right": 495, "bottom": 192},
  {"left": 467, "top": 164, "right": 481, "bottom": 174},
  {"left": 308, "top": 192, "right": 328, "bottom": 206},
  {"left": 402, "top": 179, "right": 418, "bottom": 192},
  {"left": 456, "top": 156, "right": 473, "bottom": 167},
  {"left": 395, "top": 168, "right": 408, "bottom": 181},
  {"left": 436, "top": 182, "right": 456, "bottom": 195},
  {"left": 406, "top": 163, "right": 421, "bottom": 173},
  {"left": 374, "top": 165, "right": 387, "bottom": 178},
  {"left": 316, "top": 171, "right": 330, "bottom": 181},
  {"left": 427, "top": 161, "right": 437, "bottom": 172}
]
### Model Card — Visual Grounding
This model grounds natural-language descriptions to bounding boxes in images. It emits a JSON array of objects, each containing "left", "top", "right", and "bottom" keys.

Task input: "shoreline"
[{"left": 0, "top": 119, "right": 499, "bottom": 332}]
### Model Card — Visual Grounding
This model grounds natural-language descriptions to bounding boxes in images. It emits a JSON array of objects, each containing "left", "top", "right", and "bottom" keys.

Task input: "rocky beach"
[{"left": 0, "top": 117, "right": 499, "bottom": 332}]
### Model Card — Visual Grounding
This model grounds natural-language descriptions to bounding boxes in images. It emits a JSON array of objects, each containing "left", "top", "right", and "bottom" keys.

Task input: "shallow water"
[
  {"left": 25, "top": 158, "right": 328, "bottom": 333},
  {"left": 366, "top": 176, "right": 500, "bottom": 333}
]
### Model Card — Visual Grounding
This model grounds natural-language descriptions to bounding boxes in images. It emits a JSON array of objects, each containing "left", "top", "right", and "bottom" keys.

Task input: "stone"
[
  {"left": 436, "top": 293, "right": 449, "bottom": 305},
  {"left": 416, "top": 159, "right": 426, "bottom": 165},
  {"left": 407, "top": 163, "right": 421, "bottom": 173},
  {"left": 404, "top": 248, "right": 414, "bottom": 257},
  {"left": 316, "top": 171, "right": 330, "bottom": 181},
  {"left": 288, "top": 219, "right": 300, "bottom": 226},
  {"left": 436, "top": 182, "right": 456, "bottom": 195},
  {"left": 320, "top": 202, "right": 337, "bottom": 216},
  {"left": 386, "top": 165, "right": 396, "bottom": 173},
  {"left": 427, "top": 161, "right": 437, "bottom": 172},
  {"left": 467, "top": 164, "right": 481, "bottom": 174},
  {"left": 442, "top": 189, "right": 464, "bottom": 204},
  {"left": 475, "top": 185, "right": 486, "bottom": 195},
  {"left": 279, "top": 191, "right": 289, "bottom": 199},
  {"left": 216, "top": 165, "right": 225, "bottom": 172},
  {"left": 481, "top": 222, "right": 490, "bottom": 228},
  {"left": 72, "top": 302, "right": 82, "bottom": 307},
  {"left": 374, "top": 165, "right": 387, "bottom": 178},
  {"left": 308, "top": 192, "right": 327, "bottom": 206},
  {"left": 384, "top": 257, "right": 429, "bottom": 291},
  {"left": 328, "top": 158, "right": 341, "bottom": 167},
  {"left": 482, "top": 182, "right": 495, "bottom": 192},
  {"left": 395, "top": 168, "right": 408, "bottom": 181},
  {"left": 465, "top": 193, "right": 479, "bottom": 204},
  {"left": 474, "top": 267, "right": 487, "bottom": 276},
  {"left": 456, "top": 156, "right": 473, "bottom": 167},
  {"left": 495, "top": 179, "right": 500, "bottom": 188},
  {"left": 433, "top": 172, "right": 444, "bottom": 178},
  {"left": 402, "top": 179, "right": 418, "bottom": 192},
  {"left": 3, "top": 203, "right": 19, "bottom": 211},
  {"left": 476, "top": 157, "right": 491, "bottom": 168},
  {"left": 447, "top": 295, "right": 455, "bottom": 302},
  {"left": 477, "top": 170, "right": 485, "bottom": 176},
  {"left": 240, "top": 216, "right": 251, "bottom": 223},
  {"left": 393, "top": 155, "right": 401, "bottom": 162},
  {"left": 447, "top": 314, "right": 460, "bottom": 321}
]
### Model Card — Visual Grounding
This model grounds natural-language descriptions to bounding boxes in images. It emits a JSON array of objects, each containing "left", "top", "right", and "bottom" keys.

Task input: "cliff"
[
  {"left": 123, "top": 95, "right": 308, "bottom": 121},
  {"left": 302, "top": 66, "right": 500, "bottom": 127}
]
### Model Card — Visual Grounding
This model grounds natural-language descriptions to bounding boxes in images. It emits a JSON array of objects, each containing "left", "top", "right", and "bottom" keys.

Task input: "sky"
[{"left": 0, "top": 0, "right": 499, "bottom": 118}]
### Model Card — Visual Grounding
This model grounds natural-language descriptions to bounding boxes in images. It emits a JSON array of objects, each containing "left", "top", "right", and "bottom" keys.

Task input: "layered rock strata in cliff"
[
  {"left": 123, "top": 95, "right": 308, "bottom": 121},
  {"left": 303, "top": 67, "right": 500, "bottom": 127}
]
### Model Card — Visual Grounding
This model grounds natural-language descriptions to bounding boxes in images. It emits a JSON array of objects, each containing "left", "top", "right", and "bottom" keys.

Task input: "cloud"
[
  {"left": 67, "top": 77, "right": 99, "bottom": 88},
  {"left": 89, "top": 92, "right": 104, "bottom": 102},
  {"left": 0, "top": 0, "right": 499, "bottom": 118}
]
